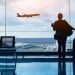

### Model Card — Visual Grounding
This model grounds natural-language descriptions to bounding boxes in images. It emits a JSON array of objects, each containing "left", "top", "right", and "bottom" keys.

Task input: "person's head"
[{"left": 58, "top": 13, "right": 63, "bottom": 20}]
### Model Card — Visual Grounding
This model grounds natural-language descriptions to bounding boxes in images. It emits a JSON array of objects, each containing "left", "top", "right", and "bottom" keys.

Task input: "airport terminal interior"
[{"left": 0, "top": 0, "right": 75, "bottom": 75}]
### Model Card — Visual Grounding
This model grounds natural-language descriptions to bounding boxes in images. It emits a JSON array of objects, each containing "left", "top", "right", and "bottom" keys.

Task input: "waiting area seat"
[{"left": 0, "top": 36, "right": 16, "bottom": 75}]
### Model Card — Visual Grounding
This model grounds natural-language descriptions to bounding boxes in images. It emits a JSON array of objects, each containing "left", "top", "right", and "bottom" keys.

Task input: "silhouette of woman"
[
  {"left": 52, "top": 13, "right": 75, "bottom": 54},
  {"left": 51, "top": 13, "right": 75, "bottom": 75}
]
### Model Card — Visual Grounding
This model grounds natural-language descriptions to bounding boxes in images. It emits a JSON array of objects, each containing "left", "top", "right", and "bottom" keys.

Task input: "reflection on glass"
[
  {"left": 16, "top": 63, "right": 73, "bottom": 75},
  {"left": 16, "top": 63, "right": 58, "bottom": 75}
]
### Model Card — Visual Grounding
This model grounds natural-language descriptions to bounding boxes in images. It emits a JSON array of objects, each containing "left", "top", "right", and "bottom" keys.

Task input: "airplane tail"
[{"left": 17, "top": 13, "right": 20, "bottom": 17}]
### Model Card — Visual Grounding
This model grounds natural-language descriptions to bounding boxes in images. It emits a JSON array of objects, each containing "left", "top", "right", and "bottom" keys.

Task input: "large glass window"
[{"left": 1, "top": 0, "right": 73, "bottom": 52}]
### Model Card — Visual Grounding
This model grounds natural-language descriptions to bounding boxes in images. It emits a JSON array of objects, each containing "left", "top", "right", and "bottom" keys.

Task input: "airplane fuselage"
[{"left": 17, "top": 13, "right": 40, "bottom": 18}]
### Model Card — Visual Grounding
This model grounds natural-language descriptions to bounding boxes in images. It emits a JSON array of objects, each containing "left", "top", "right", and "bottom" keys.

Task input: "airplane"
[{"left": 17, "top": 13, "right": 40, "bottom": 18}]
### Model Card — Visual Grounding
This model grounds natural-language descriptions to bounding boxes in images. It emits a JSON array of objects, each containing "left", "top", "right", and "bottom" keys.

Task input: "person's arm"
[
  {"left": 51, "top": 23, "right": 56, "bottom": 30},
  {"left": 69, "top": 24, "right": 75, "bottom": 30},
  {"left": 64, "top": 20, "right": 75, "bottom": 30}
]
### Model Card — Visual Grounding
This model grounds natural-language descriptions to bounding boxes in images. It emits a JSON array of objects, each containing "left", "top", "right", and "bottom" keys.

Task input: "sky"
[{"left": 0, "top": 0, "right": 75, "bottom": 38}]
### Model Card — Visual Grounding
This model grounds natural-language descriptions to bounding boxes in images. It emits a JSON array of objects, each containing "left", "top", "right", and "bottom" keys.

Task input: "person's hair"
[{"left": 58, "top": 13, "right": 63, "bottom": 20}]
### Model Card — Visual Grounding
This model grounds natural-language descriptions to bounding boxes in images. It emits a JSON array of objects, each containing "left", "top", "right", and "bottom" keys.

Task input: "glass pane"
[
  {"left": 0, "top": 0, "right": 5, "bottom": 36},
  {"left": 66, "top": 63, "right": 73, "bottom": 75},
  {"left": 6, "top": 0, "right": 69, "bottom": 37},
  {"left": 66, "top": 0, "right": 75, "bottom": 51},
  {"left": 70, "top": 0, "right": 75, "bottom": 39}
]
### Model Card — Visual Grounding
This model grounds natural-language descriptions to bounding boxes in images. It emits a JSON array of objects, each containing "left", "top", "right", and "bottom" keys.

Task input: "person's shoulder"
[
  {"left": 62, "top": 20, "right": 68, "bottom": 23},
  {"left": 54, "top": 20, "right": 59, "bottom": 23},
  {"left": 61, "top": 20, "right": 69, "bottom": 24}
]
